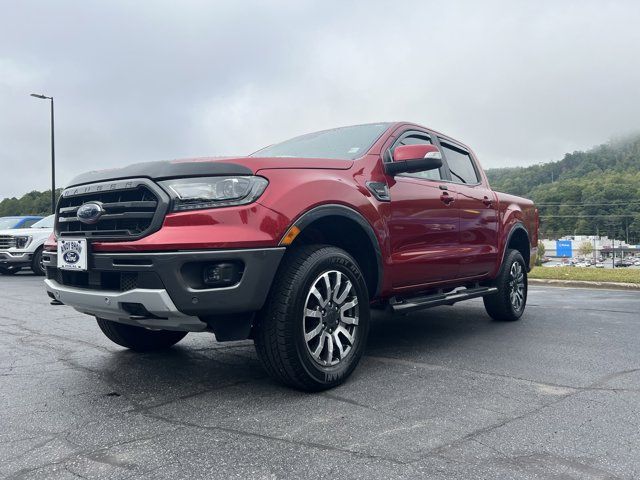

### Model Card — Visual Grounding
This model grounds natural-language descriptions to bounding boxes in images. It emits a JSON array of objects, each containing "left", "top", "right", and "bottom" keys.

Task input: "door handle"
[
  {"left": 440, "top": 193, "right": 455, "bottom": 205},
  {"left": 482, "top": 196, "right": 492, "bottom": 207}
]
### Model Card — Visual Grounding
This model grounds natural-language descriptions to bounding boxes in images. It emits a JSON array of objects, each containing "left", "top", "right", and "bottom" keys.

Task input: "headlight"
[
  {"left": 14, "top": 236, "right": 32, "bottom": 249},
  {"left": 159, "top": 176, "right": 269, "bottom": 211}
]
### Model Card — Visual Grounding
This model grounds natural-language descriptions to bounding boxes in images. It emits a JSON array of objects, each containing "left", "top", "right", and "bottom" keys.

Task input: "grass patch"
[{"left": 530, "top": 266, "right": 640, "bottom": 284}]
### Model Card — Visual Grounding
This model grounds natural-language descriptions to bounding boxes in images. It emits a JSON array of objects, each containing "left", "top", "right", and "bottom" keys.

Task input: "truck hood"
[
  {"left": 0, "top": 227, "right": 52, "bottom": 237},
  {"left": 67, "top": 156, "right": 353, "bottom": 187}
]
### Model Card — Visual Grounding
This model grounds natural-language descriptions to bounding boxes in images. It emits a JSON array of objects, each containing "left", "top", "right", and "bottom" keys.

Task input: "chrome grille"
[
  {"left": 0, "top": 235, "right": 16, "bottom": 249},
  {"left": 55, "top": 178, "right": 168, "bottom": 240}
]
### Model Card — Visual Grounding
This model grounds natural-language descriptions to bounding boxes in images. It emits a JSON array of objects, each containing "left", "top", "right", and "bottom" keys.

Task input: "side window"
[
  {"left": 441, "top": 142, "right": 479, "bottom": 184},
  {"left": 391, "top": 133, "right": 443, "bottom": 181}
]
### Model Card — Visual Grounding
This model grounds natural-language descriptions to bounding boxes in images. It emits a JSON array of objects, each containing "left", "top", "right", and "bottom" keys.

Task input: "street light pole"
[{"left": 30, "top": 93, "right": 56, "bottom": 214}]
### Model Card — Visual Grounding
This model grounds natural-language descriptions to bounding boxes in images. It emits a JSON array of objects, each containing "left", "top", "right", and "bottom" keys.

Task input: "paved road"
[{"left": 1, "top": 273, "right": 639, "bottom": 479}]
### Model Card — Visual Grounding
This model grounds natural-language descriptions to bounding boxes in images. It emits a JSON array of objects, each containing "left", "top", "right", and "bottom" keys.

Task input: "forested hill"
[
  {"left": 0, "top": 190, "right": 60, "bottom": 217},
  {"left": 485, "top": 134, "right": 640, "bottom": 242}
]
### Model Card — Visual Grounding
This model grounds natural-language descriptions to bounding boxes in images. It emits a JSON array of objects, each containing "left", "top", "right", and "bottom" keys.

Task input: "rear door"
[
  {"left": 437, "top": 139, "right": 499, "bottom": 278},
  {"left": 386, "top": 130, "right": 461, "bottom": 287}
]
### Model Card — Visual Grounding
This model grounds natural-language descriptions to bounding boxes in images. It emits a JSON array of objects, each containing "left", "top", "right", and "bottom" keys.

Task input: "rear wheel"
[
  {"left": 483, "top": 249, "right": 528, "bottom": 321},
  {"left": 254, "top": 245, "right": 370, "bottom": 391},
  {"left": 31, "top": 247, "right": 46, "bottom": 276},
  {"left": 96, "top": 318, "right": 188, "bottom": 351}
]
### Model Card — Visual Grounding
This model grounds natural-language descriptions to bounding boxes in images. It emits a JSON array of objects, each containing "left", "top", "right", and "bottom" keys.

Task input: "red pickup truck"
[{"left": 44, "top": 122, "right": 538, "bottom": 390}]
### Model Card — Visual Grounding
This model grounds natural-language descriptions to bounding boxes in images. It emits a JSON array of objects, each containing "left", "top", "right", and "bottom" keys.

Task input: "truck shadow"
[
  {"left": 366, "top": 304, "right": 508, "bottom": 355},
  {"left": 91, "top": 302, "right": 509, "bottom": 398}
]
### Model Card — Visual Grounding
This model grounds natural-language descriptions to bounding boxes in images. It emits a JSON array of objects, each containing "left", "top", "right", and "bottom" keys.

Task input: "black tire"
[
  {"left": 96, "top": 318, "right": 188, "bottom": 351},
  {"left": 483, "top": 249, "right": 528, "bottom": 321},
  {"left": 31, "top": 247, "right": 46, "bottom": 276},
  {"left": 254, "top": 244, "right": 370, "bottom": 391},
  {"left": 0, "top": 267, "right": 20, "bottom": 275}
]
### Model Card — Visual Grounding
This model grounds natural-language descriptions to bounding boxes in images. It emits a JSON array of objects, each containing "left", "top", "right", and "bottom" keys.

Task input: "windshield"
[
  {"left": 252, "top": 123, "right": 390, "bottom": 160},
  {"left": 0, "top": 217, "right": 21, "bottom": 229},
  {"left": 31, "top": 215, "right": 55, "bottom": 229}
]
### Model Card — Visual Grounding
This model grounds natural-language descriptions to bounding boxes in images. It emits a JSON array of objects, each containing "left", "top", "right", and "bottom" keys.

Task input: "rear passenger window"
[
  {"left": 392, "top": 133, "right": 443, "bottom": 181},
  {"left": 441, "top": 143, "right": 479, "bottom": 184}
]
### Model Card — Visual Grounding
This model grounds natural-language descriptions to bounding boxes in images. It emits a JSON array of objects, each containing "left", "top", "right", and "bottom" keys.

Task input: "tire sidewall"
[
  {"left": 32, "top": 248, "right": 45, "bottom": 276},
  {"left": 289, "top": 251, "right": 370, "bottom": 387},
  {"left": 504, "top": 250, "right": 527, "bottom": 318}
]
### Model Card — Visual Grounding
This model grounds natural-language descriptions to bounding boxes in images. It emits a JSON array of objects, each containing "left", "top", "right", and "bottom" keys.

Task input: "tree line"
[
  {"left": 0, "top": 190, "right": 60, "bottom": 217},
  {"left": 486, "top": 133, "right": 640, "bottom": 244}
]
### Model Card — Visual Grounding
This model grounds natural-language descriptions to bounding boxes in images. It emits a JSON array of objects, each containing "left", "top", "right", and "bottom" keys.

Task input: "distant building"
[{"left": 541, "top": 235, "right": 639, "bottom": 259}]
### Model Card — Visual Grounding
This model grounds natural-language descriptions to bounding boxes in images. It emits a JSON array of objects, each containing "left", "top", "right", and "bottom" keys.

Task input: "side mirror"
[{"left": 385, "top": 144, "right": 443, "bottom": 176}]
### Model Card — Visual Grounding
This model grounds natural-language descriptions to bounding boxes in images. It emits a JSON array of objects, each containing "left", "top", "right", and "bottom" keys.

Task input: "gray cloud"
[{"left": 2, "top": 0, "right": 640, "bottom": 197}]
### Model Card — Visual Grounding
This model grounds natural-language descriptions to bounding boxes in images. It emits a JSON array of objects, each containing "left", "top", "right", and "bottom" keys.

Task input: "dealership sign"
[{"left": 556, "top": 240, "right": 573, "bottom": 257}]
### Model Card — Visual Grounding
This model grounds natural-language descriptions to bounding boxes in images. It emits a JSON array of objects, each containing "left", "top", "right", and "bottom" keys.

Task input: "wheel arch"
[
  {"left": 503, "top": 223, "right": 531, "bottom": 271},
  {"left": 282, "top": 204, "right": 384, "bottom": 298}
]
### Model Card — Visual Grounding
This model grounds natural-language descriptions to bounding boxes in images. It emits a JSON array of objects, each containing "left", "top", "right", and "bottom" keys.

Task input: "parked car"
[
  {"left": 0, "top": 215, "right": 54, "bottom": 275},
  {"left": 0, "top": 216, "right": 43, "bottom": 230},
  {"left": 614, "top": 259, "right": 632, "bottom": 267},
  {"left": 43, "top": 122, "right": 538, "bottom": 390}
]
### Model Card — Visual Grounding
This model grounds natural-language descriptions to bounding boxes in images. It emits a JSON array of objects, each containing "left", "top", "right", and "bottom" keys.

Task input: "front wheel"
[
  {"left": 254, "top": 245, "right": 370, "bottom": 391},
  {"left": 483, "top": 249, "right": 528, "bottom": 321},
  {"left": 31, "top": 247, "right": 46, "bottom": 276},
  {"left": 96, "top": 318, "right": 188, "bottom": 351}
]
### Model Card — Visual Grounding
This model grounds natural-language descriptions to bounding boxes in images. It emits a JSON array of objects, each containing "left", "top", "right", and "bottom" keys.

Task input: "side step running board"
[{"left": 389, "top": 286, "right": 498, "bottom": 314}]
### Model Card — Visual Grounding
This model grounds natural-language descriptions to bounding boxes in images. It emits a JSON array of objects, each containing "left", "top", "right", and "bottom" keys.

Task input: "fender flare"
[
  {"left": 500, "top": 222, "right": 531, "bottom": 270},
  {"left": 284, "top": 204, "right": 384, "bottom": 297}
]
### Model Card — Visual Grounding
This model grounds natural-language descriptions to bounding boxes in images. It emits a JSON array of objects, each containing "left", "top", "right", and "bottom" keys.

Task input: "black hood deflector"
[{"left": 67, "top": 160, "right": 253, "bottom": 187}]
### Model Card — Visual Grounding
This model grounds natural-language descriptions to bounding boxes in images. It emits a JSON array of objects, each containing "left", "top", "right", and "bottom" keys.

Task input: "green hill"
[
  {"left": 0, "top": 190, "right": 60, "bottom": 217},
  {"left": 487, "top": 134, "right": 640, "bottom": 243}
]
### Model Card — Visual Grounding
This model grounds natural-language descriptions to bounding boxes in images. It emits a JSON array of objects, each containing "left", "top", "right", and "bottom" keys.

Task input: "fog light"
[{"left": 203, "top": 262, "right": 242, "bottom": 287}]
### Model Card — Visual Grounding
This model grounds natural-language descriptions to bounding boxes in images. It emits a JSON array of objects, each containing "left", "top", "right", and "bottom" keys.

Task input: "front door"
[{"left": 386, "top": 131, "right": 461, "bottom": 288}]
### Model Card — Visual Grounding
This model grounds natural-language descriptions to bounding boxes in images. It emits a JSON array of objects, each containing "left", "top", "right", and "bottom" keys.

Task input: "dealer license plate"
[{"left": 57, "top": 238, "right": 88, "bottom": 271}]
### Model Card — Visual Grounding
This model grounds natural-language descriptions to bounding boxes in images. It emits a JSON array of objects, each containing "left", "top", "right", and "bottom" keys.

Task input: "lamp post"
[{"left": 30, "top": 93, "right": 56, "bottom": 214}]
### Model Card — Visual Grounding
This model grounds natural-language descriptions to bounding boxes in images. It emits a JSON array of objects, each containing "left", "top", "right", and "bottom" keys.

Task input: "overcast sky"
[{"left": 1, "top": 0, "right": 639, "bottom": 198}]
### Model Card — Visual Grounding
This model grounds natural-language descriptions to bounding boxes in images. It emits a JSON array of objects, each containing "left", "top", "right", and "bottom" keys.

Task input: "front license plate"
[{"left": 57, "top": 238, "right": 88, "bottom": 271}]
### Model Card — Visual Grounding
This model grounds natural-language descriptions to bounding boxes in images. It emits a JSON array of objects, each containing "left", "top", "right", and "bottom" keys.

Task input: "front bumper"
[
  {"left": 44, "top": 279, "right": 207, "bottom": 331},
  {"left": 0, "top": 251, "right": 32, "bottom": 268},
  {"left": 44, "top": 247, "right": 285, "bottom": 329}
]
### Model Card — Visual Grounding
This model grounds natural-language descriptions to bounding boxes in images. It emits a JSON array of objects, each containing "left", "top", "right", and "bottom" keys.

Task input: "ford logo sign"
[
  {"left": 77, "top": 202, "right": 104, "bottom": 224},
  {"left": 62, "top": 251, "right": 80, "bottom": 264}
]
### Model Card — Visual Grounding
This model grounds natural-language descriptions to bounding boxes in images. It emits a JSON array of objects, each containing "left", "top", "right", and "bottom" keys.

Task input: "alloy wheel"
[
  {"left": 509, "top": 261, "right": 525, "bottom": 311},
  {"left": 302, "top": 270, "right": 359, "bottom": 367}
]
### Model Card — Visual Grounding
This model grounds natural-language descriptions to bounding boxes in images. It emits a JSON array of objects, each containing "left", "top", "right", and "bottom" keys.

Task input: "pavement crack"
[
  {"left": 409, "top": 365, "right": 640, "bottom": 465},
  {"left": 4, "top": 430, "right": 177, "bottom": 480},
  {"left": 367, "top": 355, "right": 582, "bottom": 392},
  {"left": 589, "top": 367, "right": 640, "bottom": 389},
  {"left": 320, "top": 392, "right": 376, "bottom": 411},
  {"left": 367, "top": 355, "right": 640, "bottom": 394},
  {"left": 415, "top": 390, "right": 580, "bottom": 463},
  {"left": 141, "top": 411, "right": 407, "bottom": 466}
]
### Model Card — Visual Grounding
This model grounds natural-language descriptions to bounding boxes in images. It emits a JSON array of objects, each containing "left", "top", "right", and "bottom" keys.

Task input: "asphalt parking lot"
[{"left": 1, "top": 274, "right": 639, "bottom": 479}]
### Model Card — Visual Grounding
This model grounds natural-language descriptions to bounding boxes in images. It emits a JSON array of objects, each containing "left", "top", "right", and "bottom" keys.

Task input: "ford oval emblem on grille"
[{"left": 77, "top": 202, "right": 104, "bottom": 224}]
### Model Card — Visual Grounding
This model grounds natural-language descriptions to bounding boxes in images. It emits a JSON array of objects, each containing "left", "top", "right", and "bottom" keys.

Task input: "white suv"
[{"left": 0, "top": 215, "right": 54, "bottom": 276}]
